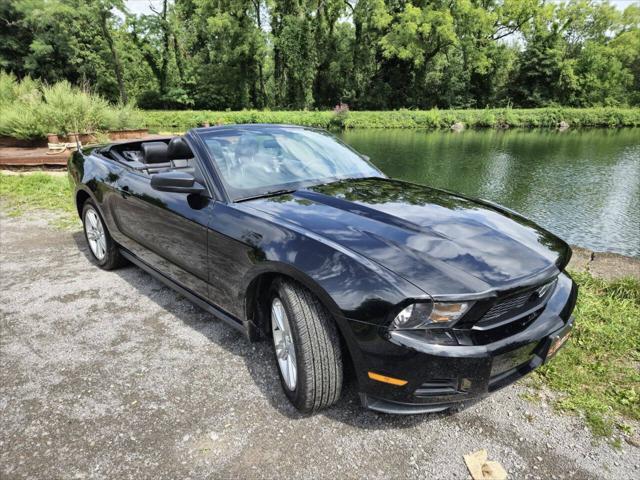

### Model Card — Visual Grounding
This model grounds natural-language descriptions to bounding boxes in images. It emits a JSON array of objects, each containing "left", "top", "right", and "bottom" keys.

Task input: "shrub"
[
  {"left": 0, "top": 71, "right": 41, "bottom": 109},
  {"left": 0, "top": 72, "right": 143, "bottom": 139},
  {"left": 102, "top": 102, "right": 144, "bottom": 131},
  {"left": 37, "top": 81, "right": 111, "bottom": 135},
  {"left": 0, "top": 107, "right": 49, "bottom": 139},
  {"left": 329, "top": 103, "right": 350, "bottom": 128}
]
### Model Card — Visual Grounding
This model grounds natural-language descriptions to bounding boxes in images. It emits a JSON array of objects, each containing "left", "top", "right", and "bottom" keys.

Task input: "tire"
[
  {"left": 270, "top": 278, "right": 343, "bottom": 412},
  {"left": 82, "top": 201, "right": 126, "bottom": 270}
]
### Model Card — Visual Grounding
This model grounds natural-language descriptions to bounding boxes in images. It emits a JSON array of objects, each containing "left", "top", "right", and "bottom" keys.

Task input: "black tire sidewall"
[{"left": 269, "top": 281, "right": 308, "bottom": 407}]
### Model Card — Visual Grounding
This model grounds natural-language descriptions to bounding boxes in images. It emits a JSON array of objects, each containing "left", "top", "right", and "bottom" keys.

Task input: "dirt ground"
[{"left": 1, "top": 210, "right": 638, "bottom": 479}]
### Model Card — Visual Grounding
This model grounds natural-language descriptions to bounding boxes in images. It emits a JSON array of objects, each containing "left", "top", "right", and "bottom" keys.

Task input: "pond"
[{"left": 339, "top": 128, "right": 640, "bottom": 258}]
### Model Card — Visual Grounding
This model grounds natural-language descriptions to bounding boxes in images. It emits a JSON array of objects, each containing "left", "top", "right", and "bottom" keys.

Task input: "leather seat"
[{"left": 141, "top": 142, "right": 169, "bottom": 164}]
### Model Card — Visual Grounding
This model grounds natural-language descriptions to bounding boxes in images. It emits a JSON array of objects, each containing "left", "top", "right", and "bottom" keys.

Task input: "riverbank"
[
  {"left": 142, "top": 107, "right": 640, "bottom": 131},
  {"left": 2, "top": 106, "right": 639, "bottom": 142},
  {"left": 570, "top": 247, "right": 640, "bottom": 281}
]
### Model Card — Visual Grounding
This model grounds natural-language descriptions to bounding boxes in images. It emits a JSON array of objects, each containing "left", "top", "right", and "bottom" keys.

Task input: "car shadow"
[{"left": 72, "top": 232, "right": 477, "bottom": 430}]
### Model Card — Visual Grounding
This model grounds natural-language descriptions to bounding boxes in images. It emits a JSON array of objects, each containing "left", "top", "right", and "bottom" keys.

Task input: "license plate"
[
  {"left": 547, "top": 331, "right": 571, "bottom": 359},
  {"left": 490, "top": 343, "right": 536, "bottom": 377}
]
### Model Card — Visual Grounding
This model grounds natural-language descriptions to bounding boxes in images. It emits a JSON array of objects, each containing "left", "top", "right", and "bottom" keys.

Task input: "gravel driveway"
[{"left": 1, "top": 210, "right": 638, "bottom": 479}]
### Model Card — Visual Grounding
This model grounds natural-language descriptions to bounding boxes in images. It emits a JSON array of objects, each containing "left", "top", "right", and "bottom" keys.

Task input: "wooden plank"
[{"left": 0, "top": 147, "right": 70, "bottom": 167}]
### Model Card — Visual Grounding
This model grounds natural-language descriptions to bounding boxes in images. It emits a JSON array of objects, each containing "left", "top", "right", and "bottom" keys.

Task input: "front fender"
[
  {"left": 241, "top": 261, "right": 345, "bottom": 321},
  {"left": 232, "top": 204, "right": 426, "bottom": 326}
]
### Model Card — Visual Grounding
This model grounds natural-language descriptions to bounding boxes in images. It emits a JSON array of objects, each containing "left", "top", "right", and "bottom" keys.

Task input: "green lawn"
[
  {"left": 532, "top": 271, "right": 640, "bottom": 436},
  {"left": 0, "top": 172, "right": 77, "bottom": 228},
  {"left": 1, "top": 172, "right": 638, "bottom": 436}
]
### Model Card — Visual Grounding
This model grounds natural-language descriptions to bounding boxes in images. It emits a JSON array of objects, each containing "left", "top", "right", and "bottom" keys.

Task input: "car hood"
[{"left": 245, "top": 177, "right": 571, "bottom": 298}]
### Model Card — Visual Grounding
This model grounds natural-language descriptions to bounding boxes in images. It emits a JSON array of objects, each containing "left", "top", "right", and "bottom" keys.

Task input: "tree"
[
  {"left": 174, "top": 0, "right": 267, "bottom": 109},
  {"left": 270, "top": 0, "right": 319, "bottom": 108},
  {"left": 1, "top": 0, "right": 638, "bottom": 109},
  {"left": 96, "top": 0, "right": 128, "bottom": 103}
]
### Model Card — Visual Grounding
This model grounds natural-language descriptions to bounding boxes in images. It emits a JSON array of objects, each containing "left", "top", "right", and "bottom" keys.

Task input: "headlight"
[{"left": 390, "top": 302, "right": 472, "bottom": 330}]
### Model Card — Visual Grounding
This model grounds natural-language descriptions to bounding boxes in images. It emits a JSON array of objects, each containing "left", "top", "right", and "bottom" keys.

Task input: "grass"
[
  {"left": 141, "top": 107, "right": 640, "bottom": 131},
  {"left": 0, "top": 172, "right": 78, "bottom": 229},
  {"left": 531, "top": 271, "right": 640, "bottom": 436},
  {"left": 0, "top": 173, "right": 638, "bottom": 436}
]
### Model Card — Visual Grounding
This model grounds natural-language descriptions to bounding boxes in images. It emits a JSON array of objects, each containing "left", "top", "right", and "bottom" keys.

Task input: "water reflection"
[{"left": 340, "top": 128, "right": 640, "bottom": 257}]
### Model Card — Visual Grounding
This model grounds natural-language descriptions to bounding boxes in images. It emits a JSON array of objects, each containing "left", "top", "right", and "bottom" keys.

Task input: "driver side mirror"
[{"left": 151, "top": 171, "right": 206, "bottom": 195}]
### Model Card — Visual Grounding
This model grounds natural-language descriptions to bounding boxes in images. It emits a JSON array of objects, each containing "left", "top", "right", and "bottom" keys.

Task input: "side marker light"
[{"left": 368, "top": 371, "right": 408, "bottom": 386}]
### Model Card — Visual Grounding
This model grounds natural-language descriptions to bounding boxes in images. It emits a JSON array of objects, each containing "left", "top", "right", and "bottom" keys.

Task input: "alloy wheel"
[
  {"left": 84, "top": 208, "right": 107, "bottom": 261},
  {"left": 271, "top": 298, "right": 297, "bottom": 391}
]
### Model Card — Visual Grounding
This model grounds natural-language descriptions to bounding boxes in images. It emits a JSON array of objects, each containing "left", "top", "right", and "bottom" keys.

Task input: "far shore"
[{"left": 140, "top": 107, "right": 640, "bottom": 132}]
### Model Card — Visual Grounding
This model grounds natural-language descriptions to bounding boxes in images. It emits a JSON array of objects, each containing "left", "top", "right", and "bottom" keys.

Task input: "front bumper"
[{"left": 348, "top": 272, "right": 577, "bottom": 414}]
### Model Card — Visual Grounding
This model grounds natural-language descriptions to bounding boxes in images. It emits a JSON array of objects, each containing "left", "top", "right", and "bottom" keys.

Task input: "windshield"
[{"left": 199, "top": 126, "right": 382, "bottom": 200}]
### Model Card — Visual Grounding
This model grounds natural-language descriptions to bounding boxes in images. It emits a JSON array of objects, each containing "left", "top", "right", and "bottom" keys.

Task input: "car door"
[{"left": 109, "top": 163, "right": 213, "bottom": 300}]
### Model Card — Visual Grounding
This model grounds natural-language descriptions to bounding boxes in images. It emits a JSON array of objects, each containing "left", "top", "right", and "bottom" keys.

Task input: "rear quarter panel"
[{"left": 68, "top": 148, "right": 127, "bottom": 242}]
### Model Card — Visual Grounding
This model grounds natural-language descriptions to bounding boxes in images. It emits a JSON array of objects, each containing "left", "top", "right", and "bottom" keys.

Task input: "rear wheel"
[
  {"left": 82, "top": 201, "right": 126, "bottom": 270},
  {"left": 270, "top": 279, "right": 343, "bottom": 412}
]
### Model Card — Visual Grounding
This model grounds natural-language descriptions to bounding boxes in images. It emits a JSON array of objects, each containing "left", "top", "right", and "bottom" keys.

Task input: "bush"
[
  {"left": 140, "top": 107, "right": 640, "bottom": 132},
  {"left": 0, "top": 72, "right": 143, "bottom": 139},
  {"left": 0, "top": 107, "right": 49, "bottom": 139},
  {"left": 102, "top": 102, "right": 143, "bottom": 131},
  {"left": 0, "top": 71, "right": 41, "bottom": 109}
]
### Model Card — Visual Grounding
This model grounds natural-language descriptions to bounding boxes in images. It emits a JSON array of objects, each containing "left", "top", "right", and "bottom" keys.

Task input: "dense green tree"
[
  {"left": 1, "top": 0, "right": 638, "bottom": 109},
  {"left": 0, "top": 1, "right": 33, "bottom": 75},
  {"left": 0, "top": 0, "right": 151, "bottom": 104},
  {"left": 509, "top": 0, "right": 638, "bottom": 107},
  {"left": 270, "top": 0, "right": 319, "bottom": 108},
  {"left": 174, "top": 0, "right": 267, "bottom": 109}
]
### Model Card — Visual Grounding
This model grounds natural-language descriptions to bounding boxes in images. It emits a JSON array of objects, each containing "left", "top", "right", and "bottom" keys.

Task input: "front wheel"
[
  {"left": 270, "top": 279, "right": 343, "bottom": 412},
  {"left": 82, "top": 201, "right": 126, "bottom": 270}
]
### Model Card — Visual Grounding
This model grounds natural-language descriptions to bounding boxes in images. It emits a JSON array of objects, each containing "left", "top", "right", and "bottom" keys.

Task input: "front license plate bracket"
[{"left": 546, "top": 330, "right": 571, "bottom": 361}]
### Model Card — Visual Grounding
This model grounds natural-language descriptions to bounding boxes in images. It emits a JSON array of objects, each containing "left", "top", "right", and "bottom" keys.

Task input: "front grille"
[
  {"left": 482, "top": 291, "right": 533, "bottom": 322},
  {"left": 476, "top": 279, "right": 556, "bottom": 329}
]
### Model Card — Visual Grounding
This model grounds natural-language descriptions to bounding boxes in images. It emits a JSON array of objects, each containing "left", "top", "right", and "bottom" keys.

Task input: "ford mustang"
[{"left": 68, "top": 124, "right": 577, "bottom": 414}]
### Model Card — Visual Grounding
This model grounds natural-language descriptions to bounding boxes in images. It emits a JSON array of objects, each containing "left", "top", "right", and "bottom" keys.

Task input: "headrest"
[
  {"left": 141, "top": 142, "right": 168, "bottom": 164},
  {"left": 236, "top": 136, "right": 258, "bottom": 160},
  {"left": 168, "top": 137, "right": 193, "bottom": 160},
  {"left": 263, "top": 139, "right": 280, "bottom": 149}
]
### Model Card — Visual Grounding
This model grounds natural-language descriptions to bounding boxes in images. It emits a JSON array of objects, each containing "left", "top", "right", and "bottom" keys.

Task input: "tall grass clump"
[{"left": 0, "top": 71, "right": 142, "bottom": 139}]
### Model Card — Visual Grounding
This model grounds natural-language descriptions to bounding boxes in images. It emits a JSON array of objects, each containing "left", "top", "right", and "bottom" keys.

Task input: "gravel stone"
[{"left": 1, "top": 210, "right": 639, "bottom": 479}]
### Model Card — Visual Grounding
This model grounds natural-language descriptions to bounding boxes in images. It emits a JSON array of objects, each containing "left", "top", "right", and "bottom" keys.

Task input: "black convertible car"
[{"left": 68, "top": 125, "right": 577, "bottom": 414}]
